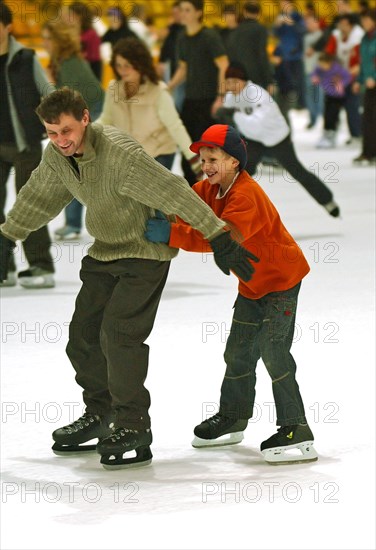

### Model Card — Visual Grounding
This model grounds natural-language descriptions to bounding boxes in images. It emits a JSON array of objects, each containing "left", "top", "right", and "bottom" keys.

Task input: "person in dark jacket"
[
  {"left": 101, "top": 6, "right": 138, "bottom": 49},
  {"left": 226, "top": 2, "right": 273, "bottom": 91},
  {"left": 352, "top": 8, "right": 376, "bottom": 164},
  {"left": 0, "top": 3, "right": 55, "bottom": 288}
]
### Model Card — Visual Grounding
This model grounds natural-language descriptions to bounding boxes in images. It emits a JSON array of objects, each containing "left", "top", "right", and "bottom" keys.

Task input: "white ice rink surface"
[{"left": 1, "top": 113, "right": 375, "bottom": 550}]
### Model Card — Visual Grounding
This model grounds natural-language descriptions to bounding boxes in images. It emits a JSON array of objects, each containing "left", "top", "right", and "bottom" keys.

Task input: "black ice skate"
[
  {"left": 353, "top": 154, "right": 376, "bottom": 166},
  {"left": 97, "top": 427, "right": 153, "bottom": 470},
  {"left": 261, "top": 424, "right": 318, "bottom": 465},
  {"left": 191, "top": 413, "right": 248, "bottom": 448},
  {"left": 52, "top": 412, "right": 114, "bottom": 455}
]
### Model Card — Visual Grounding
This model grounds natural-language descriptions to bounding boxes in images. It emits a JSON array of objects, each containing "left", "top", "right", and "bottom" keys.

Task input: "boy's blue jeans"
[{"left": 219, "top": 283, "right": 307, "bottom": 426}]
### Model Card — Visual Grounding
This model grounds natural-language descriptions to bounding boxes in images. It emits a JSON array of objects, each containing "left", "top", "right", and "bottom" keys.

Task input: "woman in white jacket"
[
  {"left": 218, "top": 63, "right": 341, "bottom": 218},
  {"left": 96, "top": 37, "right": 200, "bottom": 177}
]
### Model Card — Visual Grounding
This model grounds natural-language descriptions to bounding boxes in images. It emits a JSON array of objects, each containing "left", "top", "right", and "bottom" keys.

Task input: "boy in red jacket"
[{"left": 145, "top": 124, "right": 317, "bottom": 464}]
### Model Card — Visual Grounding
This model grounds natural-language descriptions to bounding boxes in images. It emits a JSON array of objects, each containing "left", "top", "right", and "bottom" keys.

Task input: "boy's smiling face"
[{"left": 200, "top": 147, "right": 240, "bottom": 189}]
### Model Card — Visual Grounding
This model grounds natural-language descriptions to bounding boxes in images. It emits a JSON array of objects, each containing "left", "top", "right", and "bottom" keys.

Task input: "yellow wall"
[
  {"left": 5, "top": 0, "right": 364, "bottom": 88},
  {"left": 8, "top": 0, "right": 363, "bottom": 38}
]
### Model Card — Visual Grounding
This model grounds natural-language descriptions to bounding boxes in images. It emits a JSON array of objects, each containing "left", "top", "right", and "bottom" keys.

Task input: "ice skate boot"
[
  {"left": 54, "top": 225, "right": 81, "bottom": 240},
  {"left": 353, "top": 154, "right": 376, "bottom": 166},
  {"left": 97, "top": 427, "right": 153, "bottom": 470},
  {"left": 0, "top": 271, "right": 17, "bottom": 287},
  {"left": 316, "top": 130, "right": 336, "bottom": 149},
  {"left": 261, "top": 424, "right": 318, "bottom": 465},
  {"left": 52, "top": 412, "right": 114, "bottom": 455},
  {"left": 192, "top": 413, "right": 248, "bottom": 448},
  {"left": 18, "top": 267, "right": 55, "bottom": 289},
  {"left": 323, "top": 200, "right": 340, "bottom": 218}
]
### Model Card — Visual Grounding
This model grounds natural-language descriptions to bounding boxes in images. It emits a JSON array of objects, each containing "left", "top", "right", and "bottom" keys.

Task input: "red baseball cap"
[{"left": 190, "top": 124, "right": 247, "bottom": 169}]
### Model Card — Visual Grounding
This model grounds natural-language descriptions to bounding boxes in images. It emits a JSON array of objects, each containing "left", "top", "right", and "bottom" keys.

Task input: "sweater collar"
[
  {"left": 79, "top": 124, "right": 97, "bottom": 163},
  {"left": 50, "top": 123, "right": 98, "bottom": 164}
]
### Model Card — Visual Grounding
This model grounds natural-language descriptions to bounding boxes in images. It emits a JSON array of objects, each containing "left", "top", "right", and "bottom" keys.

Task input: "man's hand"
[
  {"left": 210, "top": 231, "right": 259, "bottom": 281},
  {"left": 0, "top": 233, "right": 16, "bottom": 282},
  {"left": 144, "top": 211, "right": 171, "bottom": 243}
]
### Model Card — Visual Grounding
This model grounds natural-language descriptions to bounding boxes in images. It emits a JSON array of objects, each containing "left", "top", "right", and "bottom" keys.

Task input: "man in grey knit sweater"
[{"left": 0, "top": 88, "right": 258, "bottom": 469}]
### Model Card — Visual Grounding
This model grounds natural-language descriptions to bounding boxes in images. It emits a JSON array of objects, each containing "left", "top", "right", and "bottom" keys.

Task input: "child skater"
[
  {"left": 216, "top": 62, "right": 341, "bottom": 217},
  {"left": 145, "top": 124, "right": 318, "bottom": 465}
]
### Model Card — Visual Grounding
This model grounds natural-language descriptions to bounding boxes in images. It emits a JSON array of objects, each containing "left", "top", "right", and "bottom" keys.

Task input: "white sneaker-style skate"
[
  {"left": 316, "top": 131, "right": 336, "bottom": 149},
  {"left": 18, "top": 267, "right": 55, "bottom": 289}
]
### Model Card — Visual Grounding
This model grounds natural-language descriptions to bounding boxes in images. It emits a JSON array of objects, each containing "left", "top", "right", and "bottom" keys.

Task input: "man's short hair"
[
  {"left": 243, "top": 2, "right": 261, "bottom": 15},
  {"left": 36, "top": 88, "right": 89, "bottom": 124},
  {"left": 0, "top": 3, "right": 13, "bottom": 26},
  {"left": 182, "top": 0, "right": 204, "bottom": 12}
]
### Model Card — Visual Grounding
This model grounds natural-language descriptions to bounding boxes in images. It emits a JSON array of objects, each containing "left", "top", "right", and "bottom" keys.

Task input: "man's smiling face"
[{"left": 44, "top": 110, "right": 90, "bottom": 156}]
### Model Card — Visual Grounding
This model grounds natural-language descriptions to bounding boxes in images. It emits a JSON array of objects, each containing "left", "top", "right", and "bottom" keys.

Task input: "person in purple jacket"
[{"left": 311, "top": 52, "right": 353, "bottom": 148}]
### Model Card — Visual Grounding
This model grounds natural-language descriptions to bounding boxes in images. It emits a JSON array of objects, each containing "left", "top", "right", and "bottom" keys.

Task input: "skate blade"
[
  {"left": 191, "top": 431, "right": 244, "bottom": 448},
  {"left": 262, "top": 441, "right": 318, "bottom": 465},
  {"left": 101, "top": 458, "right": 152, "bottom": 470},
  {"left": 52, "top": 442, "right": 97, "bottom": 455},
  {"left": 100, "top": 446, "right": 153, "bottom": 470}
]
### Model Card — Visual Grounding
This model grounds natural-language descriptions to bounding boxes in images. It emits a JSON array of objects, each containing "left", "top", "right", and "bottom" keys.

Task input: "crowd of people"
[
  {"left": 1, "top": 0, "right": 374, "bottom": 288},
  {"left": 0, "top": 0, "right": 375, "bottom": 469}
]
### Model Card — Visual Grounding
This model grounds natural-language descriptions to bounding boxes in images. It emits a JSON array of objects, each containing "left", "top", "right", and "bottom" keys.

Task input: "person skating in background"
[
  {"left": 226, "top": 2, "right": 273, "bottom": 92},
  {"left": 311, "top": 52, "right": 353, "bottom": 149},
  {"left": 158, "top": 1, "right": 185, "bottom": 112},
  {"left": 303, "top": 14, "right": 324, "bottom": 129},
  {"left": 216, "top": 63, "right": 341, "bottom": 218},
  {"left": 145, "top": 124, "right": 318, "bottom": 465},
  {"left": 167, "top": 0, "right": 229, "bottom": 186},
  {"left": 101, "top": 6, "right": 138, "bottom": 50},
  {"left": 0, "top": 3, "right": 55, "bottom": 289},
  {"left": 216, "top": 3, "right": 239, "bottom": 51},
  {"left": 273, "top": 0, "right": 307, "bottom": 110},
  {"left": 41, "top": 19, "right": 104, "bottom": 240},
  {"left": 67, "top": 1, "right": 103, "bottom": 82},
  {"left": 0, "top": 88, "right": 257, "bottom": 470},
  {"left": 352, "top": 8, "right": 376, "bottom": 165},
  {"left": 96, "top": 37, "right": 201, "bottom": 177},
  {"left": 325, "top": 14, "right": 364, "bottom": 144}
]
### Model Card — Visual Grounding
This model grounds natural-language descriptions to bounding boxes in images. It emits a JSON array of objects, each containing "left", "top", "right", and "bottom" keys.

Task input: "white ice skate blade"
[
  {"left": 101, "top": 458, "right": 152, "bottom": 470},
  {"left": 191, "top": 431, "right": 244, "bottom": 448},
  {"left": 100, "top": 447, "right": 153, "bottom": 470},
  {"left": 262, "top": 441, "right": 318, "bottom": 465}
]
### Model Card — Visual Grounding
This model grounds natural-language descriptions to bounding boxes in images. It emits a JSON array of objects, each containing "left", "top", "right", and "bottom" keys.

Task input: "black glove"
[
  {"left": 210, "top": 231, "right": 259, "bottom": 281},
  {"left": 0, "top": 233, "right": 16, "bottom": 283}
]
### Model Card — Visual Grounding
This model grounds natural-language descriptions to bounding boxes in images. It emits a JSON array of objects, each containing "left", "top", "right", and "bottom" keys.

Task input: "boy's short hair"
[
  {"left": 225, "top": 62, "right": 247, "bottom": 81},
  {"left": 36, "top": 88, "right": 89, "bottom": 124},
  {"left": 0, "top": 3, "right": 13, "bottom": 26}
]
